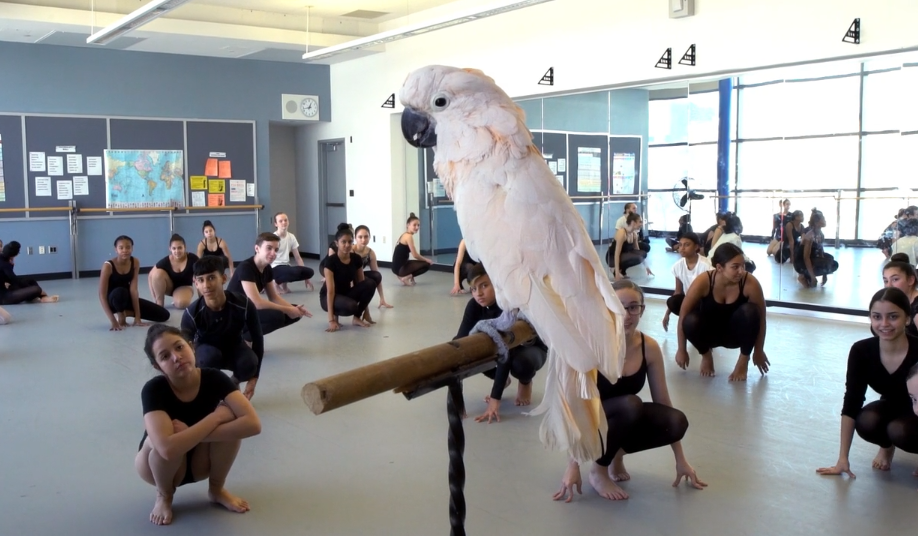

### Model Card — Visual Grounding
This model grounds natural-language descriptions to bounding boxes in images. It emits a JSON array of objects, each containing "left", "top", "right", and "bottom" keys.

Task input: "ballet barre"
[
  {"left": 302, "top": 320, "right": 536, "bottom": 536},
  {"left": 0, "top": 206, "right": 73, "bottom": 213}
]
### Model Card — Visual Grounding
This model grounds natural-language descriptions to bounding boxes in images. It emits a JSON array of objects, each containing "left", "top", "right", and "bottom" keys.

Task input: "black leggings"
[
  {"left": 273, "top": 264, "right": 315, "bottom": 284},
  {"left": 107, "top": 287, "right": 170, "bottom": 322},
  {"left": 256, "top": 307, "right": 301, "bottom": 335},
  {"left": 320, "top": 279, "right": 377, "bottom": 317},
  {"left": 854, "top": 399, "right": 918, "bottom": 452},
  {"left": 666, "top": 294, "right": 685, "bottom": 316},
  {"left": 683, "top": 302, "right": 760, "bottom": 355},
  {"left": 196, "top": 341, "right": 258, "bottom": 382},
  {"left": 482, "top": 345, "right": 547, "bottom": 400},
  {"left": 397, "top": 261, "right": 430, "bottom": 279},
  {"left": 0, "top": 278, "right": 43, "bottom": 305},
  {"left": 795, "top": 254, "right": 839, "bottom": 285},
  {"left": 596, "top": 395, "right": 689, "bottom": 467},
  {"left": 364, "top": 270, "right": 382, "bottom": 286}
]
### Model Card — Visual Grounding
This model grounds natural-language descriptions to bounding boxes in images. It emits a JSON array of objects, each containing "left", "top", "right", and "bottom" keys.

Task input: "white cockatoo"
[{"left": 399, "top": 65, "right": 626, "bottom": 463}]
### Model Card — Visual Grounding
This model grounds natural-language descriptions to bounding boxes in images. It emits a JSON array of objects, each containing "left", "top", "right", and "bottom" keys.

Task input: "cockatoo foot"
[{"left": 470, "top": 309, "right": 528, "bottom": 363}]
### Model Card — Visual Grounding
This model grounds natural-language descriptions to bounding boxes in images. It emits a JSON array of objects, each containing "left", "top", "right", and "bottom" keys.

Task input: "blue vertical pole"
[{"left": 717, "top": 78, "right": 733, "bottom": 213}]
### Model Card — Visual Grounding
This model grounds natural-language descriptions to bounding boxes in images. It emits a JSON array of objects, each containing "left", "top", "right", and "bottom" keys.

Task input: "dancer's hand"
[
  {"left": 553, "top": 461, "right": 582, "bottom": 503},
  {"left": 474, "top": 397, "right": 501, "bottom": 424},
  {"left": 213, "top": 402, "right": 236, "bottom": 424},
  {"left": 171, "top": 420, "right": 188, "bottom": 433},
  {"left": 675, "top": 348, "right": 690, "bottom": 370},
  {"left": 450, "top": 284, "right": 467, "bottom": 296},
  {"left": 662, "top": 311, "right": 670, "bottom": 332},
  {"left": 132, "top": 319, "right": 148, "bottom": 327},
  {"left": 673, "top": 459, "right": 708, "bottom": 489},
  {"left": 326, "top": 320, "right": 341, "bottom": 332},
  {"left": 243, "top": 378, "right": 257, "bottom": 400},
  {"left": 816, "top": 458, "right": 855, "bottom": 479},
  {"left": 752, "top": 349, "right": 770, "bottom": 375},
  {"left": 110, "top": 321, "right": 124, "bottom": 331}
]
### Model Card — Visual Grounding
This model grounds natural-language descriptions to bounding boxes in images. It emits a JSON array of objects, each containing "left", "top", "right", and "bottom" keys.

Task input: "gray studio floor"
[{"left": 0, "top": 261, "right": 913, "bottom": 536}]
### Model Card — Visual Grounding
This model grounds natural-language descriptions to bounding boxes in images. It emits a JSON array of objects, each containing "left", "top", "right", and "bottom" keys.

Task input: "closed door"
[{"left": 320, "top": 140, "right": 347, "bottom": 246}]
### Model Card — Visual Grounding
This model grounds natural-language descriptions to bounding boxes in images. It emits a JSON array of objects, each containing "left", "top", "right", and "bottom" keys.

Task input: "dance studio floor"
[{"left": 0, "top": 264, "right": 911, "bottom": 536}]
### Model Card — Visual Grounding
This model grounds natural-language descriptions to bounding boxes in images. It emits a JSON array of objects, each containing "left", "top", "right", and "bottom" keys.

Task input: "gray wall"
[
  {"left": 268, "top": 124, "right": 298, "bottom": 233},
  {"left": 0, "top": 41, "right": 329, "bottom": 274}
]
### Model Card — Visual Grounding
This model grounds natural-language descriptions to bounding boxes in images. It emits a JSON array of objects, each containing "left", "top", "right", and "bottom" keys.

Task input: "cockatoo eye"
[{"left": 431, "top": 93, "right": 450, "bottom": 110}]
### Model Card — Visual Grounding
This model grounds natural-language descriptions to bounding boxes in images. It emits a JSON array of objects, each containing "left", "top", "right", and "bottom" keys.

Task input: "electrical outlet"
[
  {"left": 372, "top": 235, "right": 376, "bottom": 243},
  {"left": 49, "top": 246, "right": 57, "bottom": 254},
  {"left": 38, "top": 246, "right": 45, "bottom": 254},
  {"left": 382, "top": 236, "right": 386, "bottom": 244},
  {"left": 27, "top": 246, "right": 33, "bottom": 255}
]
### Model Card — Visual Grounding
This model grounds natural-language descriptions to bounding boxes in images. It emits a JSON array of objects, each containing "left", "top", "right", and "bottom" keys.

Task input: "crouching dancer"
[{"left": 135, "top": 324, "right": 261, "bottom": 526}]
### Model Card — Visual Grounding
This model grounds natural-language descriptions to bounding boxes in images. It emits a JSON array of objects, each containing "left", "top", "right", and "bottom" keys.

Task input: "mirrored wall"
[{"left": 408, "top": 50, "right": 918, "bottom": 312}]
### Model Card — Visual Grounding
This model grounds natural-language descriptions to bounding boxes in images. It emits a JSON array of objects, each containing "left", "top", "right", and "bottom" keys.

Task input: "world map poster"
[{"left": 105, "top": 150, "right": 184, "bottom": 209}]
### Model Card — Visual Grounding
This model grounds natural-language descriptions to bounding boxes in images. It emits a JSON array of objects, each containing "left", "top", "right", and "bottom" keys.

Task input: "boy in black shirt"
[
  {"left": 226, "top": 232, "right": 311, "bottom": 335},
  {"left": 182, "top": 256, "right": 264, "bottom": 400}
]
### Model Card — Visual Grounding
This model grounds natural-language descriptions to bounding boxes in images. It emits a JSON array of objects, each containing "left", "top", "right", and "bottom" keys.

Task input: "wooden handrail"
[
  {"left": 184, "top": 205, "right": 264, "bottom": 210},
  {"left": 0, "top": 207, "right": 72, "bottom": 213},
  {"left": 78, "top": 207, "right": 177, "bottom": 213}
]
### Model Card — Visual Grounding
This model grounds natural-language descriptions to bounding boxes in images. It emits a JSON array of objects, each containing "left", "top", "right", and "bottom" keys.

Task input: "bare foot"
[
  {"left": 821, "top": 275, "right": 828, "bottom": 287},
  {"left": 277, "top": 283, "right": 291, "bottom": 295},
  {"left": 398, "top": 276, "right": 412, "bottom": 286},
  {"left": 361, "top": 310, "right": 377, "bottom": 324},
  {"left": 408, "top": 275, "right": 417, "bottom": 286},
  {"left": 589, "top": 464, "right": 629, "bottom": 500},
  {"left": 729, "top": 356, "right": 750, "bottom": 381},
  {"left": 352, "top": 317, "right": 371, "bottom": 328},
  {"left": 610, "top": 452, "right": 631, "bottom": 482},
  {"left": 305, "top": 280, "right": 314, "bottom": 292},
  {"left": 150, "top": 491, "right": 174, "bottom": 525},
  {"left": 208, "top": 487, "right": 250, "bottom": 513},
  {"left": 515, "top": 382, "right": 533, "bottom": 406},
  {"left": 872, "top": 446, "right": 895, "bottom": 471},
  {"left": 40, "top": 295, "right": 59, "bottom": 303},
  {"left": 700, "top": 353, "right": 715, "bottom": 377}
]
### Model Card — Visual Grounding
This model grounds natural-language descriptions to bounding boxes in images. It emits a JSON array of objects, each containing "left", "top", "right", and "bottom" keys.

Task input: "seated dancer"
[
  {"left": 709, "top": 213, "right": 755, "bottom": 273},
  {"left": 135, "top": 324, "right": 261, "bottom": 526},
  {"left": 883, "top": 258, "right": 918, "bottom": 337},
  {"left": 450, "top": 238, "right": 476, "bottom": 296},
  {"left": 270, "top": 212, "right": 315, "bottom": 293},
  {"left": 391, "top": 212, "right": 432, "bottom": 285},
  {"left": 454, "top": 264, "right": 547, "bottom": 423},
  {"left": 615, "top": 202, "right": 638, "bottom": 230},
  {"left": 321, "top": 224, "right": 377, "bottom": 331},
  {"left": 794, "top": 208, "right": 838, "bottom": 287},
  {"left": 99, "top": 236, "right": 170, "bottom": 331},
  {"left": 817, "top": 288, "right": 918, "bottom": 479},
  {"left": 182, "top": 256, "right": 264, "bottom": 400},
  {"left": 553, "top": 280, "right": 706, "bottom": 502},
  {"left": 766, "top": 199, "right": 791, "bottom": 257},
  {"left": 227, "top": 233, "right": 311, "bottom": 335},
  {"left": 0, "top": 241, "right": 59, "bottom": 304},
  {"left": 675, "top": 243, "right": 770, "bottom": 381},
  {"left": 197, "top": 220, "right": 234, "bottom": 277},
  {"left": 891, "top": 207, "right": 918, "bottom": 265},
  {"left": 702, "top": 212, "right": 727, "bottom": 256},
  {"left": 608, "top": 213, "right": 652, "bottom": 280},
  {"left": 149, "top": 234, "right": 198, "bottom": 309},
  {"left": 665, "top": 214, "right": 693, "bottom": 252},
  {"left": 777, "top": 210, "right": 805, "bottom": 265},
  {"left": 353, "top": 224, "right": 393, "bottom": 310},
  {"left": 662, "top": 232, "right": 711, "bottom": 332}
]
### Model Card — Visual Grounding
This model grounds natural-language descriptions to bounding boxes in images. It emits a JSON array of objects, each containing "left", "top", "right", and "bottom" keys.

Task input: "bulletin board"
[
  {"left": 25, "top": 116, "right": 108, "bottom": 209},
  {"left": 567, "top": 133, "right": 610, "bottom": 198},
  {"left": 185, "top": 121, "right": 257, "bottom": 208},
  {"left": 0, "top": 114, "right": 27, "bottom": 218},
  {"left": 532, "top": 130, "right": 569, "bottom": 190}
]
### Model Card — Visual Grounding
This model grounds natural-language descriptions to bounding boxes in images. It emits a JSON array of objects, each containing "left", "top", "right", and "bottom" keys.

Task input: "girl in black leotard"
[
  {"left": 149, "top": 234, "right": 198, "bottom": 309},
  {"left": 391, "top": 212, "right": 432, "bottom": 285},
  {"left": 553, "top": 280, "right": 706, "bottom": 503},
  {"left": 450, "top": 238, "right": 476, "bottom": 295},
  {"left": 817, "top": 288, "right": 918, "bottom": 479},
  {"left": 776, "top": 210, "right": 804, "bottom": 264},
  {"left": 794, "top": 208, "right": 838, "bottom": 287},
  {"left": 353, "top": 225, "right": 393, "bottom": 312},
  {"left": 676, "top": 243, "right": 770, "bottom": 381},
  {"left": 0, "top": 240, "right": 59, "bottom": 304},
  {"left": 196, "top": 220, "right": 233, "bottom": 277},
  {"left": 883, "top": 260, "right": 918, "bottom": 337},
  {"left": 136, "top": 324, "right": 261, "bottom": 525},
  {"left": 321, "top": 225, "right": 378, "bottom": 331},
  {"left": 99, "top": 235, "right": 170, "bottom": 331}
]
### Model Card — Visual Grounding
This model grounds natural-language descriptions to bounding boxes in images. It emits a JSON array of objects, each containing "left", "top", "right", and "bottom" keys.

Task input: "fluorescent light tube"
[
  {"left": 302, "top": 0, "right": 555, "bottom": 62},
  {"left": 87, "top": 0, "right": 192, "bottom": 45}
]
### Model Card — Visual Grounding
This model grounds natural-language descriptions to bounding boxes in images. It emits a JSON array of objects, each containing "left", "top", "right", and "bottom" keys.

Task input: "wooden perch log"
[{"left": 301, "top": 320, "right": 536, "bottom": 415}]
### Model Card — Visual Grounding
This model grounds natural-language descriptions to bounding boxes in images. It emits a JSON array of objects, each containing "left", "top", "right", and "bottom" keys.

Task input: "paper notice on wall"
[
  {"left": 548, "top": 161, "right": 558, "bottom": 173},
  {"left": 576, "top": 147, "right": 602, "bottom": 193},
  {"left": 556, "top": 175, "right": 564, "bottom": 185},
  {"left": 66, "top": 154, "right": 83, "bottom": 174},
  {"left": 208, "top": 179, "right": 225, "bottom": 193},
  {"left": 558, "top": 158, "right": 566, "bottom": 172},
  {"left": 86, "top": 156, "right": 103, "bottom": 176},
  {"left": 218, "top": 161, "right": 232, "bottom": 179},
  {"left": 611, "top": 152, "right": 636, "bottom": 195},
  {"left": 47, "top": 156, "right": 64, "bottom": 176},
  {"left": 73, "top": 176, "right": 89, "bottom": 196},
  {"left": 191, "top": 191, "right": 206, "bottom": 207},
  {"left": 209, "top": 152, "right": 226, "bottom": 158},
  {"left": 35, "top": 177, "right": 52, "bottom": 196},
  {"left": 204, "top": 158, "right": 218, "bottom": 176},
  {"left": 57, "top": 180, "right": 73, "bottom": 200},
  {"left": 190, "top": 176, "right": 208, "bottom": 190},
  {"left": 208, "top": 193, "right": 225, "bottom": 206},
  {"left": 229, "top": 180, "right": 246, "bottom": 202},
  {"left": 56, "top": 146, "right": 76, "bottom": 153},
  {"left": 30, "top": 152, "right": 46, "bottom": 172},
  {"left": 246, "top": 183, "right": 255, "bottom": 197}
]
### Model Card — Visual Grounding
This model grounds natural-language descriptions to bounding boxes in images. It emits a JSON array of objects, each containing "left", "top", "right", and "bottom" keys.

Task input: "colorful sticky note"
[
  {"left": 208, "top": 193, "right": 225, "bottom": 207},
  {"left": 208, "top": 179, "right": 225, "bottom": 193},
  {"left": 204, "top": 158, "right": 218, "bottom": 176},
  {"left": 190, "top": 176, "right": 208, "bottom": 190},
  {"left": 218, "top": 160, "right": 232, "bottom": 179}
]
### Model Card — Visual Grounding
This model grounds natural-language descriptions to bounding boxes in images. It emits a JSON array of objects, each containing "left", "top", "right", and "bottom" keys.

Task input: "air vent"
[{"left": 341, "top": 10, "right": 389, "bottom": 19}]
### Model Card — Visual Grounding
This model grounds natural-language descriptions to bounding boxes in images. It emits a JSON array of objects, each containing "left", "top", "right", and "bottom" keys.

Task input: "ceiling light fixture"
[
  {"left": 86, "top": 0, "right": 192, "bottom": 45},
  {"left": 301, "top": 0, "right": 555, "bottom": 62}
]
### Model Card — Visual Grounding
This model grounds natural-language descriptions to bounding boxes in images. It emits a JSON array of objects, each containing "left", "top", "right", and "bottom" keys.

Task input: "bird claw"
[{"left": 470, "top": 309, "right": 528, "bottom": 364}]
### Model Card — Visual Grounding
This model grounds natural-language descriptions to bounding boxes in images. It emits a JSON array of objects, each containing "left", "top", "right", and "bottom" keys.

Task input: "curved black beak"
[{"left": 401, "top": 107, "right": 437, "bottom": 148}]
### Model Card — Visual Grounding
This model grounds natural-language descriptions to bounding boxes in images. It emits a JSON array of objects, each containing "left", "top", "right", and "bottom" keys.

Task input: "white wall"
[{"left": 303, "top": 0, "right": 918, "bottom": 260}]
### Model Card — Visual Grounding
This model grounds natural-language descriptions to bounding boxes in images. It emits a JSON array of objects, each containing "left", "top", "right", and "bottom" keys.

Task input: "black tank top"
[
  {"left": 107, "top": 257, "right": 134, "bottom": 290},
  {"left": 597, "top": 334, "right": 648, "bottom": 400},
  {"left": 701, "top": 271, "right": 748, "bottom": 318},
  {"left": 200, "top": 238, "right": 225, "bottom": 258}
]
